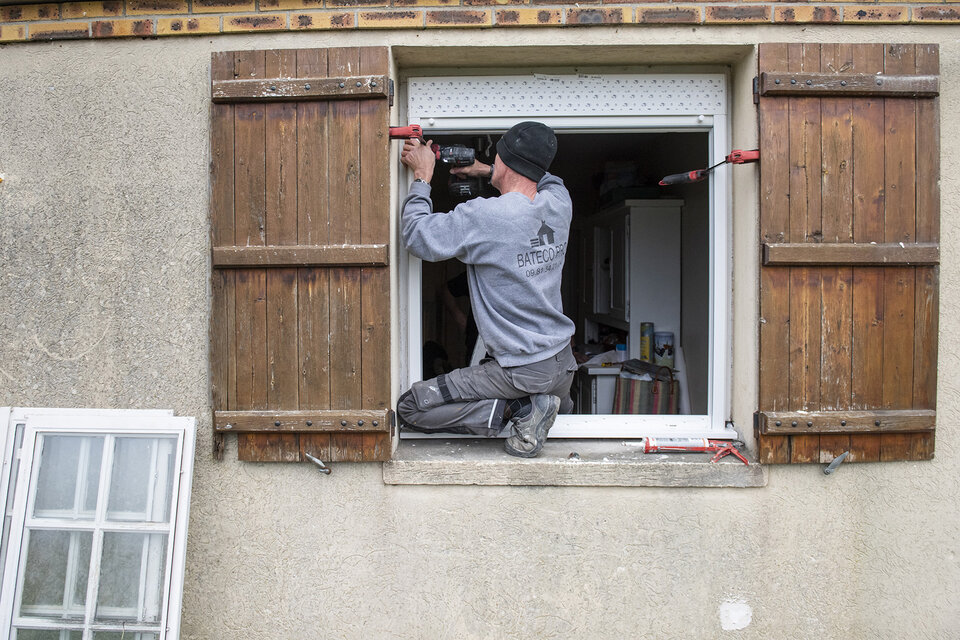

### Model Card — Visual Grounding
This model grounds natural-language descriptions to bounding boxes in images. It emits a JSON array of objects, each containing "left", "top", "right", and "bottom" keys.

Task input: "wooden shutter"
[
  {"left": 209, "top": 48, "right": 393, "bottom": 463},
  {"left": 756, "top": 43, "right": 939, "bottom": 464}
]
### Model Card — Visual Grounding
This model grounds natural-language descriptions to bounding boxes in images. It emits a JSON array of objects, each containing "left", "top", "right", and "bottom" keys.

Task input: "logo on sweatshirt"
[
  {"left": 517, "top": 221, "right": 566, "bottom": 277},
  {"left": 530, "top": 222, "right": 556, "bottom": 248}
]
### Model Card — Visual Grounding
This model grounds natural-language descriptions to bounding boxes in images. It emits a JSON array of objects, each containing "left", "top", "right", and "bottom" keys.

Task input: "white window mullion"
[{"left": 84, "top": 434, "right": 116, "bottom": 628}]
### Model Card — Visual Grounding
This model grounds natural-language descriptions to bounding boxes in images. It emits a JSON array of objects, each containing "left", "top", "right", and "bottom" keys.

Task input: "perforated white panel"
[{"left": 407, "top": 74, "right": 726, "bottom": 119}]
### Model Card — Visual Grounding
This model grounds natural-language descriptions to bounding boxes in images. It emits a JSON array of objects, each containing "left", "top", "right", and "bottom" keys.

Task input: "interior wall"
[{"left": 1, "top": 30, "right": 958, "bottom": 640}]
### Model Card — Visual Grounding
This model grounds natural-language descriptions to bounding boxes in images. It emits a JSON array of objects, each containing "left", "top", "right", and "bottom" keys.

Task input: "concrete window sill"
[{"left": 382, "top": 439, "right": 768, "bottom": 487}]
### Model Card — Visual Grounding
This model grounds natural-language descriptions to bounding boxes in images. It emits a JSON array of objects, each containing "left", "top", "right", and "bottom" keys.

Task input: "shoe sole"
[{"left": 504, "top": 395, "right": 560, "bottom": 458}]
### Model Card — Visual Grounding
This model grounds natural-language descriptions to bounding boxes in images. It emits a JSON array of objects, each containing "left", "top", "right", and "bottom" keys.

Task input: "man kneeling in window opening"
[{"left": 398, "top": 121, "right": 577, "bottom": 458}]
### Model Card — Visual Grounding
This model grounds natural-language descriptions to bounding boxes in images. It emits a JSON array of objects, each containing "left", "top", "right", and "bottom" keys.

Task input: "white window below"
[{"left": 0, "top": 408, "right": 195, "bottom": 640}]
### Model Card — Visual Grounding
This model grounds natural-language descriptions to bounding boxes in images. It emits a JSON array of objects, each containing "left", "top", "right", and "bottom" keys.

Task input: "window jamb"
[{"left": 399, "top": 71, "right": 734, "bottom": 439}]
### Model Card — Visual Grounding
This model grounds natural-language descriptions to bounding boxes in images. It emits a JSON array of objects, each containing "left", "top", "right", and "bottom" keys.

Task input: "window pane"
[
  {"left": 15, "top": 629, "right": 83, "bottom": 640},
  {"left": 107, "top": 437, "right": 176, "bottom": 523},
  {"left": 20, "top": 530, "right": 92, "bottom": 620},
  {"left": 96, "top": 532, "right": 167, "bottom": 623},
  {"left": 34, "top": 436, "right": 104, "bottom": 519},
  {"left": 93, "top": 633, "right": 158, "bottom": 640}
]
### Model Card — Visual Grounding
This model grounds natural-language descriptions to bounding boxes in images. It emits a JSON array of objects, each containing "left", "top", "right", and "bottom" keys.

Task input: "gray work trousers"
[{"left": 398, "top": 345, "right": 578, "bottom": 437}]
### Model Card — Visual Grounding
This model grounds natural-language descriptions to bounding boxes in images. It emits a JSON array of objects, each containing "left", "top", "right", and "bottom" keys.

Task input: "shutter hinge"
[
  {"left": 753, "top": 76, "right": 760, "bottom": 105},
  {"left": 389, "top": 79, "right": 395, "bottom": 108}
]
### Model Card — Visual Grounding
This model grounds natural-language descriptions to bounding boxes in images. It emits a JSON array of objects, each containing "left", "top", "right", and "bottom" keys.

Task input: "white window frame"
[
  {"left": 0, "top": 408, "right": 196, "bottom": 640},
  {"left": 398, "top": 72, "right": 734, "bottom": 439}
]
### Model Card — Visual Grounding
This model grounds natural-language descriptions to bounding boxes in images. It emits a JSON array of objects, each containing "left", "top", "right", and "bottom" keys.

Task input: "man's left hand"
[{"left": 401, "top": 138, "right": 436, "bottom": 183}]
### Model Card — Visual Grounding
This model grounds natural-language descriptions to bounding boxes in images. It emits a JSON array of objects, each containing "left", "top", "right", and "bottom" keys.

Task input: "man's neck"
[{"left": 499, "top": 176, "right": 538, "bottom": 201}]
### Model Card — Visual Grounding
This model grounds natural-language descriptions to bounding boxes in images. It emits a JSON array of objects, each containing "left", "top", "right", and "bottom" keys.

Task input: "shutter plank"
[
  {"left": 211, "top": 52, "right": 236, "bottom": 460},
  {"left": 849, "top": 43, "right": 886, "bottom": 462},
  {"left": 328, "top": 47, "right": 365, "bottom": 461},
  {"left": 880, "top": 45, "right": 920, "bottom": 461},
  {"left": 757, "top": 43, "right": 792, "bottom": 464},
  {"left": 785, "top": 44, "right": 823, "bottom": 464},
  {"left": 296, "top": 49, "right": 333, "bottom": 462},
  {"left": 818, "top": 43, "right": 855, "bottom": 462},
  {"left": 360, "top": 47, "right": 392, "bottom": 461},
  {"left": 261, "top": 50, "right": 301, "bottom": 462},
  {"left": 912, "top": 44, "right": 939, "bottom": 460}
]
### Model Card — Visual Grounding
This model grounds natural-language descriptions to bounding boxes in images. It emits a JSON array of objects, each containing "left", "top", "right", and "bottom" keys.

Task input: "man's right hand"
[
  {"left": 401, "top": 138, "right": 436, "bottom": 183},
  {"left": 450, "top": 160, "right": 493, "bottom": 180}
]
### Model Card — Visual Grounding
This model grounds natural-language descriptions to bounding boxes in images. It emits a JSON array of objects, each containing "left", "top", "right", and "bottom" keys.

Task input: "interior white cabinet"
[{"left": 589, "top": 199, "right": 683, "bottom": 360}]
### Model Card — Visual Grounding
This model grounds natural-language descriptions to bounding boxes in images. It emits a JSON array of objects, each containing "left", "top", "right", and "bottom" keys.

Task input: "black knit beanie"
[{"left": 496, "top": 121, "right": 557, "bottom": 182}]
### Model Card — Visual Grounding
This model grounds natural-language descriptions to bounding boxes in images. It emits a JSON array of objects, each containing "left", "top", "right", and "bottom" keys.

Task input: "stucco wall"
[{"left": 1, "top": 28, "right": 958, "bottom": 638}]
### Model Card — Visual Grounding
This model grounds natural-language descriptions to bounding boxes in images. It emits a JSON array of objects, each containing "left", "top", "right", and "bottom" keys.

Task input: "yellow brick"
[
  {"left": 634, "top": 5, "right": 700, "bottom": 23},
  {"left": 843, "top": 5, "right": 908, "bottom": 21},
  {"left": 359, "top": 9, "right": 423, "bottom": 27},
  {"left": 92, "top": 18, "right": 155, "bottom": 36},
  {"left": 291, "top": 11, "right": 355, "bottom": 28},
  {"left": 261, "top": 0, "right": 324, "bottom": 10},
  {"left": 495, "top": 8, "right": 562, "bottom": 25},
  {"left": 125, "top": 0, "right": 189, "bottom": 15},
  {"left": 0, "top": 24, "right": 27, "bottom": 41},
  {"left": 566, "top": 6, "right": 629, "bottom": 24},
  {"left": 704, "top": 5, "right": 771, "bottom": 23},
  {"left": 28, "top": 21, "right": 90, "bottom": 39},
  {"left": 1, "top": 4, "right": 59, "bottom": 22},
  {"left": 424, "top": 8, "right": 491, "bottom": 26},
  {"left": 62, "top": 2, "right": 123, "bottom": 19},
  {"left": 193, "top": 0, "right": 256, "bottom": 14},
  {"left": 773, "top": 5, "right": 841, "bottom": 22},
  {"left": 393, "top": 0, "right": 458, "bottom": 6},
  {"left": 913, "top": 6, "right": 960, "bottom": 20},
  {"left": 222, "top": 13, "right": 288, "bottom": 30},
  {"left": 158, "top": 16, "right": 222, "bottom": 33}
]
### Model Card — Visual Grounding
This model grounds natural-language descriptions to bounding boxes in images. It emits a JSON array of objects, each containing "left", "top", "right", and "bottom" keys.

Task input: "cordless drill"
[
  {"left": 389, "top": 125, "right": 476, "bottom": 166},
  {"left": 390, "top": 125, "right": 484, "bottom": 198}
]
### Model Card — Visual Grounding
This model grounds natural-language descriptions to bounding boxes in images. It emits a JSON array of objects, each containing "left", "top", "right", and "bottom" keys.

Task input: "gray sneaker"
[{"left": 504, "top": 394, "right": 560, "bottom": 458}]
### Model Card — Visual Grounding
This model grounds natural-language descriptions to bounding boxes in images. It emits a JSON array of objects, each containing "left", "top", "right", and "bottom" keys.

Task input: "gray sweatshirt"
[{"left": 402, "top": 173, "right": 576, "bottom": 367}]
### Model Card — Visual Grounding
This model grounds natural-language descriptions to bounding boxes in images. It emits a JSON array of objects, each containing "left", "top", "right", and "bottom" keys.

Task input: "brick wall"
[{"left": 1, "top": 0, "right": 958, "bottom": 42}]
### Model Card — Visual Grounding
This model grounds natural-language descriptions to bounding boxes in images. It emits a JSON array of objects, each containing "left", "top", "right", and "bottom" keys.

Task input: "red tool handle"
[
  {"left": 726, "top": 149, "right": 759, "bottom": 164},
  {"left": 389, "top": 124, "right": 424, "bottom": 140},
  {"left": 659, "top": 170, "right": 709, "bottom": 186}
]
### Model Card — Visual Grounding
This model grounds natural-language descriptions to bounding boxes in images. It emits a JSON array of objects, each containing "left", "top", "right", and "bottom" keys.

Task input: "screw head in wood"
[
  {"left": 807, "top": 421, "right": 813, "bottom": 427},
  {"left": 775, "top": 420, "right": 782, "bottom": 427},
  {"left": 875, "top": 420, "right": 881, "bottom": 427},
  {"left": 356, "top": 82, "right": 362, "bottom": 87},
  {"left": 372, "top": 420, "right": 379, "bottom": 427},
  {"left": 305, "top": 84, "right": 311, "bottom": 90},
  {"left": 225, "top": 423, "right": 233, "bottom": 430},
  {"left": 841, "top": 420, "right": 847, "bottom": 426},
  {"left": 358, "top": 420, "right": 364, "bottom": 426},
  {"left": 840, "top": 81, "right": 847, "bottom": 86},
  {"left": 306, "top": 421, "right": 313, "bottom": 426},
  {"left": 806, "top": 80, "right": 812, "bottom": 85},
  {"left": 371, "top": 81, "right": 378, "bottom": 87},
  {"left": 341, "top": 420, "right": 347, "bottom": 426},
  {"left": 791, "top": 79, "right": 797, "bottom": 85},
  {"left": 274, "top": 421, "right": 281, "bottom": 426},
  {"left": 339, "top": 82, "right": 345, "bottom": 88},
  {"left": 270, "top": 85, "right": 277, "bottom": 91},
  {"left": 774, "top": 78, "right": 781, "bottom": 84},
  {"left": 877, "top": 79, "right": 882, "bottom": 85},
  {"left": 792, "top": 421, "right": 798, "bottom": 427}
]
